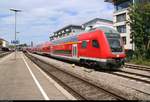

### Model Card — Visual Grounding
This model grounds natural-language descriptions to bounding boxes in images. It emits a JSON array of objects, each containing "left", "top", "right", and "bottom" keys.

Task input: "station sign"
[{"left": 11, "top": 40, "right": 19, "bottom": 44}]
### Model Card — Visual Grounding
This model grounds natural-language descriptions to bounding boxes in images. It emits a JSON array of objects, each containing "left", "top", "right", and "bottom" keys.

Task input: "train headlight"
[{"left": 116, "top": 54, "right": 120, "bottom": 57}]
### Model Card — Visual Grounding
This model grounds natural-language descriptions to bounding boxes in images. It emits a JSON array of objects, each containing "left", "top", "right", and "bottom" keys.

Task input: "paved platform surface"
[{"left": 0, "top": 52, "right": 75, "bottom": 100}]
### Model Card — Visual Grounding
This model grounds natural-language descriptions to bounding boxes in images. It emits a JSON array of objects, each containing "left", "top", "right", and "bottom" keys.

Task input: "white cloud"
[{"left": 0, "top": 0, "right": 114, "bottom": 45}]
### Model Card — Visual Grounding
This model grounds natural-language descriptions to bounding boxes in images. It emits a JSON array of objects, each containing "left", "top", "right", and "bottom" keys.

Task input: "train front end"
[
  {"left": 96, "top": 26, "right": 126, "bottom": 69},
  {"left": 106, "top": 34, "right": 125, "bottom": 68},
  {"left": 105, "top": 27, "right": 125, "bottom": 68}
]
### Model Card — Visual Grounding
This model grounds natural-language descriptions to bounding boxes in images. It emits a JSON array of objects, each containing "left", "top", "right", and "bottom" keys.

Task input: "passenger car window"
[
  {"left": 81, "top": 41, "right": 87, "bottom": 48},
  {"left": 92, "top": 40, "right": 99, "bottom": 48}
]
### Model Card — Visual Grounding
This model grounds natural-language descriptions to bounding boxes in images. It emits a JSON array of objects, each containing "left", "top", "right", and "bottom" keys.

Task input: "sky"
[{"left": 0, "top": 0, "right": 114, "bottom": 46}]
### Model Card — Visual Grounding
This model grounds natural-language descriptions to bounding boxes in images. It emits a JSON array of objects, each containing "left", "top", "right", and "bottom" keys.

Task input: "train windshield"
[
  {"left": 107, "top": 38, "right": 123, "bottom": 52},
  {"left": 96, "top": 26, "right": 123, "bottom": 52}
]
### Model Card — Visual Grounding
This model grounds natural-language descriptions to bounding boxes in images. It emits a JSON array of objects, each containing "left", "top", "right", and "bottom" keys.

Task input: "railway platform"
[{"left": 0, "top": 52, "right": 76, "bottom": 100}]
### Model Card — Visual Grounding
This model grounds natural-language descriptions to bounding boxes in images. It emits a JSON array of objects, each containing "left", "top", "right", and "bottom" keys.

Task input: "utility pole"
[{"left": 10, "top": 8, "right": 21, "bottom": 59}]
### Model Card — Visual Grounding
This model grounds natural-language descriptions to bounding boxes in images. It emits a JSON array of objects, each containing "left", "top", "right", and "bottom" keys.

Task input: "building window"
[
  {"left": 122, "top": 37, "right": 126, "bottom": 45},
  {"left": 92, "top": 40, "right": 99, "bottom": 48},
  {"left": 81, "top": 41, "right": 87, "bottom": 48},
  {"left": 117, "top": 25, "right": 126, "bottom": 33},
  {"left": 116, "top": 13, "right": 126, "bottom": 22}
]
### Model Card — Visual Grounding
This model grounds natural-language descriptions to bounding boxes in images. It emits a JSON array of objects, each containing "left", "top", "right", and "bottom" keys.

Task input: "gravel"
[{"left": 30, "top": 53, "right": 150, "bottom": 100}]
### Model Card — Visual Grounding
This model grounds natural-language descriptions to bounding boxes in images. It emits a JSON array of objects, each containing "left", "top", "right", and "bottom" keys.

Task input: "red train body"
[{"left": 28, "top": 26, "right": 126, "bottom": 69}]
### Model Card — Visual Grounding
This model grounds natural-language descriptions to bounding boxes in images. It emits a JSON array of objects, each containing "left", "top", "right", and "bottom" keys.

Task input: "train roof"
[{"left": 51, "top": 26, "right": 120, "bottom": 45}]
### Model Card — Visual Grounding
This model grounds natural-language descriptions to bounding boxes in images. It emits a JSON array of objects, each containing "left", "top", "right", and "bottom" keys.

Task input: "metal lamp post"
[{"left": 10, "top": 8, "right": 21, "bottom": 59}]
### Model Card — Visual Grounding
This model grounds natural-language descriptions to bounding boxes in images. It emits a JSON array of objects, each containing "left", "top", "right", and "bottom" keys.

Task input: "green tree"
[{"left": 128, "top": 3, "right": 150, "bottom": 59}]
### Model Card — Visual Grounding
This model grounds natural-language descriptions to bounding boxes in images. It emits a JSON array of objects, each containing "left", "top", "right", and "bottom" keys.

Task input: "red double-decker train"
[{"left": 27, "top": 26, "right": 126, "bottom": 69}]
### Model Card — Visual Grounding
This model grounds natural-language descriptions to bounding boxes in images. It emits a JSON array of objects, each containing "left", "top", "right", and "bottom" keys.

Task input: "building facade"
[
  {"left": 82, "top": 18, "right": 113, "bottom": 30},
  {"left": 50, "top": 18, "right": 114, "bottom": 41},
  {"left": 105, "top": 0, "right": 150, "bottom": 50},
  {"left": 0, "top": 38, "right": 9, "bottom": 48},
  {"left": 50, "top": 25, "right": 83, "bottom": 41}
]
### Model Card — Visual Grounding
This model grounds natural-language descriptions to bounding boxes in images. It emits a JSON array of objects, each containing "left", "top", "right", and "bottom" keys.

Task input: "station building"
[
  {"left": 0, "top": 38, "right": 9, "bottom": 48},
  {"left": 49, "top": 25, "right": 83, "bottom": 41},
  {"left": 50, "top": 18, "right": 113, "bottom": 41},
  {"left": 82, "top": 18, "right": 113, "bottom": 30},
  {"left": 105, "top": 0, "right": 150, "bottom": 50}
]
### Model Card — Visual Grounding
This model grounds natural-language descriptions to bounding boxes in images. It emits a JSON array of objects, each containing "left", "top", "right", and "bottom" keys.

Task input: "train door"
[{"left": 72, "top": 44, "right": 78, "bottom": 58}]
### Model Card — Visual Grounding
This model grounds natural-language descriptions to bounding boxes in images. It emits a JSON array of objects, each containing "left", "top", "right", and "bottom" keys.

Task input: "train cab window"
[
  {"left": 92, "top": 40, "right": 99, "bottom": 48},
  {"left": 81, "top": 41, "right": 87, "bottom": 48}
]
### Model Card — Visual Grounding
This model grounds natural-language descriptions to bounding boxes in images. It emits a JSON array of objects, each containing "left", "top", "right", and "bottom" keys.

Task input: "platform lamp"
[{"left": 10, "top": 8, "right": 21, "bottom": 59}]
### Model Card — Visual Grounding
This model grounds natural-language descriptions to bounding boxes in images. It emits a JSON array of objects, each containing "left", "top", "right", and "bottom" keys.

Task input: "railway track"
[
  {"left": 25, "top": 52, "right": 127, "bottom": 100},
  {"left": 32, "top": 53, "right": 150, "bottom": 86},
  {"left": 106, "top": 69, "right": 150, "bottom": 95},
  {"left": 125, "top": 63, "right": 150, "bottom": 72},
  {"left": 108, "top": 70, "right": 150, "bottom": 84},
  {"left": 0, "top": 52, "right": 11, "bottom": 58},
  {"left": 0, "top": 51, "right": 5, "bottom": 54},
  {"left": 120, "top": 69, "right": 150, "bottom": 79},
  {"left": 103, "top": 64, "right": 150, "bottom": 85},
  {"left": 108, "top": 64, "right": 150, "bottom": 84}
]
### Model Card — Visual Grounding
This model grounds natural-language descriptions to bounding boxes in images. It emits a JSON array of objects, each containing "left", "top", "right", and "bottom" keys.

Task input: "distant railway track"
[
  {"left": 108, "top": 70, "right": 150, "bottom": 85},
  {"left": 119, "top": 70, "right": 150, "bottom": 79},
  {"left": 0, "top": 51, "right": 5, "bottom": 54},
  {"left": 105, "top": 71, "right": 150, "bottom": 97},
  {"left": 0, "top": 52, "right": 11, "bottom": 58},
  {"left": 125, "top": 63, "right": 150, "bottom": 72},
  {"left": 103, "top": 64, "right": 150, "bottom": 85},
  {"left": 25, "top": 52, "right": 127, "bottom": 100}
]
